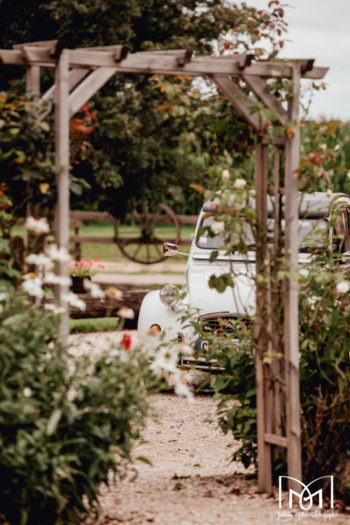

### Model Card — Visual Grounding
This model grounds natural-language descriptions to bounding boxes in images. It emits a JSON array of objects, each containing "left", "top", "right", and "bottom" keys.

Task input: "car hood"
[{"left": 185, "top": 255, "right": 255, "bottom": 316}]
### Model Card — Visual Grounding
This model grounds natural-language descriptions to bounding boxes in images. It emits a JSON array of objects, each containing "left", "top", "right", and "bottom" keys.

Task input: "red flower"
[
  {"left": 121, "top": 333, "right": 132, "bottom": 350},
  {"left": 309, "top": 150, "right": 323, "bottom": 166}
]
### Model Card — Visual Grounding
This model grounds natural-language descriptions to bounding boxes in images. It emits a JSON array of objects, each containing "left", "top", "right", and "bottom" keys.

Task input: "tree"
[{"left": 0, "top": 0, "right": 287, "bottom": 217}]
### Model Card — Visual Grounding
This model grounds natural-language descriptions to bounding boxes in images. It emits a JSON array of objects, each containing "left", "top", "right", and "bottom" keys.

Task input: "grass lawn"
[
  {"left": 13, "top": 222, "right": 195, "bottom": 263},
  {"left": 69, "top": 317, "right": 122, "bottom": 333}
]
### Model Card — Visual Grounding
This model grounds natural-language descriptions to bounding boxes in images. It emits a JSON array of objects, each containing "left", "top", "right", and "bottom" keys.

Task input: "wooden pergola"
[{"left": 0, "top": 41, "right": 328, "bottom": 494}]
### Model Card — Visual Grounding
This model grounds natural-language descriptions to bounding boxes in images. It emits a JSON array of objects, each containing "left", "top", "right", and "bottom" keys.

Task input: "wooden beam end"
[
  {"left": 115, "top": 45, "right": 129, "bottom": 63},
  {"left": 239, "top": 53, "right": 254, "bottom": 69},
  {"left": 176, "top": 49, "right": 193, "bottom": 67}
]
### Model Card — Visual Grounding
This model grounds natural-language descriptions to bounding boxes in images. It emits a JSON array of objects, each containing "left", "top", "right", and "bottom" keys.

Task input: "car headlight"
[{"left": 159, "top": 284, "right": 180, "bottom": 308}]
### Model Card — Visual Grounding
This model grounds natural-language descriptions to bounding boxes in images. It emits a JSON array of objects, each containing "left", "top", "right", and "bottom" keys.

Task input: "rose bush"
[
  {"left": 0, "top": 291, "right": 158, "bottom": 524},
  {"left": 191, "top": 179, "right": 350, "bottom": 501}
]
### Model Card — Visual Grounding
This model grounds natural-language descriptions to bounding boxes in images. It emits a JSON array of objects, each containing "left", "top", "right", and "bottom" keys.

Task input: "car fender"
[{"left": 137, "top": 290, "right": 188, "bottom": 341}]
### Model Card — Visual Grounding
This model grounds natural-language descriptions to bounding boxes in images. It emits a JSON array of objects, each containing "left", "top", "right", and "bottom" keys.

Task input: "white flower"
[
  {"left": 84, "top": 280, "right": 105, "bottom": 298},
  {"left": 142, "top": 334, "right": 161, "bottom": 358},
  {"left": 150, "top": 346, "right": 178, "bottom": 376},
  {"left": 23, "top": 272, "right": 37, "bottom": 280},
  {"left": 336, "top": 281, "right": 350, "bottom": 294},
  {"left": 234, "top": 178, "right": 247, "bottom": 189},
  {"left": 117, "top": 306, "right": 135, "bottom": 319},
  {"left": 22, "top": 387, "right": 32, "bottom": 398},
  {"left": 25, "top": 253, "right": 51, "bottom": 267},
  {"left": 0, "top": 292, "right": 8, "bottom": 301},
  {"left": 320, "top": 143, "right": 327, "bottom": 151},
  {"left": 106, "top": 348, "right": 129, "bottom": 364},
  {"left": 222, "top": 169, "right": 230, "bottom": 180},
  {"left": 105, "top": 286, "right": 123, "bottom": 300},
  {"left": 44, "top": 303, "right": 66, "bottom": 315},
  {"left": 334, "top": 144, "right": 340, "bottom": 151},
  {"left": 211, "top": 221, "right": 225, "bottom": 235},
  {"left": 174, "top": 379, "right": 194, "bottom": 402},
  {"left": 169, "top": 342, "right": 193, "bottom": 356},
  {"left": 62, "top": 292, "right": 86, "bottom": 311},
  {"left": 170, "top": 370, "right": 194, "bottom": 402},
  {"left": 46, "top": 244, "right": 70, "bottom": 262},
  {"left": 44, "top": 273, "right": 71, "bottom": 286},
  {"left": 24, "top": 216, "right": 50, "bottom": 234},
  {"left": 22, "top": 276, "right": 44, "bottom": 298}
]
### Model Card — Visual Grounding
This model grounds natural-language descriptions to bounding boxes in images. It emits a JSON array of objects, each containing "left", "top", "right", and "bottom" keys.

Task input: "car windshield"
[
  {"left": 196, "top": 213, "right": 330, "bottom": 251},
  {"left": 196, "top": 213, "right": 255, "bottom": 250}
]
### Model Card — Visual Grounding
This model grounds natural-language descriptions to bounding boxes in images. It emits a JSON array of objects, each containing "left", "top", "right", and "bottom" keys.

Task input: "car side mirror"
[{"left": 163, "top": 242, "right": 179, "bottom": 257}]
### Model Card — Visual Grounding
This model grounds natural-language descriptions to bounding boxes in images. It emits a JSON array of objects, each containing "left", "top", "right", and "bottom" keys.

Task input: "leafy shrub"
[
  {"left": 202, "top": 262, "right": 350, "bottom": 500},
  {"left": 195, "top": 324, "right": 257, "bottom": 470},
  {"left": 0, "top": 295, "right": 156, "bottom": 524},
  {"left": 298, "top": 263, "right": 350, "bottom": 500}
]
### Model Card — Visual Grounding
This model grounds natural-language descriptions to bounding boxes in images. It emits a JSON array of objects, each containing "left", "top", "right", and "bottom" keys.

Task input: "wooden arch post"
[
  {"left": 0, "top": 42, "right": 328, "bottom": 493},
  {"left": 284, "top": 64, "right": 302, "bottom": 486},
  {"left": 55, "top": 50, "right": 70, "bottom": 339},
  {"left": 253, "top": 64, "right": 303, "bottom": 493}
]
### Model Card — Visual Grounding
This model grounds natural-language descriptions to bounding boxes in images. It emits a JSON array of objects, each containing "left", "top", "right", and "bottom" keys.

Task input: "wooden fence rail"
[{"left": 69, "top": 210, "right": 197, "bottom": 260}]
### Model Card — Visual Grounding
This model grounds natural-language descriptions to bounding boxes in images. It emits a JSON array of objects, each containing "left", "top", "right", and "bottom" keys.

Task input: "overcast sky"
[{"left": 248, "top": 0, "right": 350, "bottom": 121}]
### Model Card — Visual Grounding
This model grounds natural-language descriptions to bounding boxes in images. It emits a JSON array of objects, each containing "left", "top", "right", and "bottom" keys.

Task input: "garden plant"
[{"left": 0, "top": 0, "right": 349, "bottom": 520}]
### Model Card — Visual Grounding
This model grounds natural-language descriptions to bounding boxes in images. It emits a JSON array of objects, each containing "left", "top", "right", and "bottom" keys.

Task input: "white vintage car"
[{"left": 137, "top": 192, "right": 350, "bottom": 344}]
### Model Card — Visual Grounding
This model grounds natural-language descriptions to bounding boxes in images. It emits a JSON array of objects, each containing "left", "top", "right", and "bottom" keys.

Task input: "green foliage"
[
  {"left": 0, "top": 235, "right": 20, "bottom": 288},
  {"left": 299, "top": 120, "right": 350, "bottom": 194},
  {"left": 202, "top": 331, "right": 257, "bottom": 469},
  {"left": 0, "top": 295, "right": 156, "bottom": 524},
  {"left": 0, "top": 0, "right": 288, "bottom": 217},
  {"left": 208, "top": 272, "right": 234, "bottom": 293},
  {"left": 0, "top": 93, "right": 54, "bottom": 234},
  {"left": 198, "top": 241, "right": 350, "bottom": 499},
  {"left": 194, "top": 130, "right": 350, "bottom": 498},
  {"left": 298, "top": 262, "right": 350, "bottom": 499}
]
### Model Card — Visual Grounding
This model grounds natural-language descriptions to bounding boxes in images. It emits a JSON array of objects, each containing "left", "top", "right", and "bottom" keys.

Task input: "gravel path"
[
  {"left": 93, "top": 261, "right": 186, "bottom": 286},
  {"left": 98, "top": 395, "right": 348, "bottom": 525},
  {"left": 69, "top": 333, "right": 348, "bottom": 525}
]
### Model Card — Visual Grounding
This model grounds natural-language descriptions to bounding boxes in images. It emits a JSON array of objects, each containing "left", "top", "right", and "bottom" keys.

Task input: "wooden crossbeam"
[
  {"left": 302, "top": 67, "right": 329, "bottom": 79},
  {"left": 242, "top": 75, "right": 288, "bottom": 126},
  {"left": 264, "top": 433, "right": 287, "bottom": 448},
  {"left": 75, "top": 44, "right": 129, "bottom": 63},
  {"left": 195, "top": 53, "right": 253, "bottom": 69},
  {"left": 261, "top": 137, "right": 287, "bottom": 145},
  {"left": 150, "top": 49, "right": 193, "bottom": 66},
  {"left": 69, "top": 67, "right": 116, "bottom": 116},
  {"left": 22, "top": 45, "right": 54, "bottom": 65},
  {"left": 213, "top": 76, "right": 261, "bottom": 131},
  {"left": 0, "top": 49, "right": 26, "bottom": 66},
  {"left": 14, "top": 40, "right": 58, "bottom": 55},
  {"left": 0, "top": 46, "right": 329, "bottom": 80},
  {"left": 293, "top": 58, "right": 314, "bottom": 74}
]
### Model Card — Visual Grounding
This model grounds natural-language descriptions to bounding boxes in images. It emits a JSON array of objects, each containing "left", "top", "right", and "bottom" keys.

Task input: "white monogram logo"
[{"left": 278, "top": 476, "right": 334, "bottom": 511}]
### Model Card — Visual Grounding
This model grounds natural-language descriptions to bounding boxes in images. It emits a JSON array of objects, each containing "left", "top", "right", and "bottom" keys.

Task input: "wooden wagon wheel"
[{"left": 117, "top": 202, "right": 181, "bottom": 264}]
